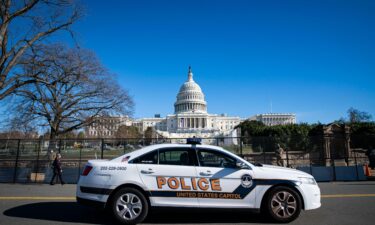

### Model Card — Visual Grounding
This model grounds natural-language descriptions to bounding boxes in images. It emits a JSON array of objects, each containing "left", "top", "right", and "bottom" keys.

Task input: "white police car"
[{"left": 77, "top": 139, "right": 321, "bottom": 224}]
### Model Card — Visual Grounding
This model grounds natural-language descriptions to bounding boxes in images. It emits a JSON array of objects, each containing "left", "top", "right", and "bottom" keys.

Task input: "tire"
[
  {"left": 110, "top": 187, "right": 149, "bottom": 225},
  {"left": 264, "top": 186, "right": 302, "bottom": 223}
]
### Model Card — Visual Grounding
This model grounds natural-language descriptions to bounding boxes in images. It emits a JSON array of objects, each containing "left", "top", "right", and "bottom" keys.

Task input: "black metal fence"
[{"left": 0, "top": 136, "right": 371, "bottom": 184}]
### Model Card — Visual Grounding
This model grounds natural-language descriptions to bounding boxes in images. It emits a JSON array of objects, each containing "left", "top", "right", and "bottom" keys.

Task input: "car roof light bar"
[{"left": 186, "top": 138, "right": 202, "bottom": 145}]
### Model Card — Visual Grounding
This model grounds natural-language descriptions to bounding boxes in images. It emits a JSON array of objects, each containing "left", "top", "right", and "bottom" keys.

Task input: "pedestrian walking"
[
  {"left": 275, "top": 144, "right": 286, "bottom": 167},
  {"left": 366, "top": 146, "right": 375, "bottom": 170},
  {"left": 50, "top": 153, "right": 65, "bottom": 185}
]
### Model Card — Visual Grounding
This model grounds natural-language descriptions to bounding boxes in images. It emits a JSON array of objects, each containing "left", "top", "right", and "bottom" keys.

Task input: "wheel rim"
[
  {"left": 116, "top": 193, "right": 143, "bottom": 221},
  {"left": 271, "top": 191, "right": 297, "bottom": 219}
]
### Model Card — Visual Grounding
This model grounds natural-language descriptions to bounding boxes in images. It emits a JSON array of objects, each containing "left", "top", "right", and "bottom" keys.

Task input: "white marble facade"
[
  {"left": 86, "top": 116, "right": 132, "bottom": 137},
  {"left": 249, "top": 113, "right": 296, "bottom": 126}
]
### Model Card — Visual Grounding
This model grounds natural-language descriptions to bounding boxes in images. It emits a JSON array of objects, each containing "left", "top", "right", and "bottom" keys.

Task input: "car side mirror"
[{"left": 236, "top": 161, "right": 249, "bottom": 169}]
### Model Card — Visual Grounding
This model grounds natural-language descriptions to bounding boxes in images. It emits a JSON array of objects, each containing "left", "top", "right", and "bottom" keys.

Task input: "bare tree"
[
  {"left": 348, "top": 107, "right": 373, "bottom": 123},
  {"left": 0, "top": 0, "right": 81, "bottom": 100},
  {"left": 0, "top": 116, "right": 38, "bottom": 151},
  {"left": 0, "top": 129, "right": 38, "bottom": 139},
  {"left": 9, "top": 44, "right": 134, "bottom": 141},
  {"left": 116, "top": 125, "right": 141, "bottom": 139}
]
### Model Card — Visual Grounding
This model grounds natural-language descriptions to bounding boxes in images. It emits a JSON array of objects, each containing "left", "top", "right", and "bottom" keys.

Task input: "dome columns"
[
  {"left": 175, "top": 102, "right": 207, "bottom": 113},
  {"left": 174, "top": 66, "right": 207, "bottom": 114}
]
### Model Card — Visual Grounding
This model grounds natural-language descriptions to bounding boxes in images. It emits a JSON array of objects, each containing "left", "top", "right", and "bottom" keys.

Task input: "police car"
[{"left": 77, "top": 139, "right": 321, "bottom": 224}]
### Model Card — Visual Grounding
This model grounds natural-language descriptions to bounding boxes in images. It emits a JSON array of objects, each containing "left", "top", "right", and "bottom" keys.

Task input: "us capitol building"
[
  {"left": 133, "top": 67, "right": 241, "bottom": 141},
  {"left": 86, "top": 67, "right": 296, "bottom": 141}
]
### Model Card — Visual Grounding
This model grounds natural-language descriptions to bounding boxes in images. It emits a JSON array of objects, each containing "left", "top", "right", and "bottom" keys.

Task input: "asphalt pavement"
[{"left": 0, "top": 182, "right": 375, "bottom": 225}]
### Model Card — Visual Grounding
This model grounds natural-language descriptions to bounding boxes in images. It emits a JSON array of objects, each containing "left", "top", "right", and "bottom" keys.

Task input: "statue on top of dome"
[{"left": 188, "top": 66, "right": 193, "bottom": 81}]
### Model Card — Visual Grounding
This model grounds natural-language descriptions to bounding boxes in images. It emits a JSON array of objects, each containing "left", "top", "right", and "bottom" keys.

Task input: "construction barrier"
[{"left": 297, "top": 166, "right": 366, "bottom": 182}]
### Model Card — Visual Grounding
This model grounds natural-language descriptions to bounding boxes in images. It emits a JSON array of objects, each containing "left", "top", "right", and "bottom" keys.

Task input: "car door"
[
  {"left": 135, "top": 147, "right": 199, "bottom": 207},
  {"left": 195, "top": 148, "right": 256, "bottom": 208}
]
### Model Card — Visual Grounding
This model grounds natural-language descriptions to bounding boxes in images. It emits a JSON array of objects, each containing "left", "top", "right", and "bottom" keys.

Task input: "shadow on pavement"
[
  {"left": 336, "top": 183, "right": 375, "bottom": 185},
  {"left": 145, "top": 209, "right": 271, "bottom": 224},
  {"left": 3, "top": 202, "right": 117, "bottom": 225},
  {"left": 3, "top": 202, "right": 272, "bottom": 224}
]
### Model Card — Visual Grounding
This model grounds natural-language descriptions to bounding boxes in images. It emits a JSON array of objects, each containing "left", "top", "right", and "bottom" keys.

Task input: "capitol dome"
[{"left": 174, "top": 67, "right": 207, "bottom": 114}]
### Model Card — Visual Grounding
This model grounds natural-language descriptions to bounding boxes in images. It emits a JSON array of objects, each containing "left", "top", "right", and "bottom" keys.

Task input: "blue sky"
[{"left": 62, "top": 0, "right": 374, "bottom": 123}]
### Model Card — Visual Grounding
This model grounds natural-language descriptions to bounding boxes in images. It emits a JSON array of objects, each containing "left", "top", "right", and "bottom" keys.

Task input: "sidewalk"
[
  {"left": 367, "top": 169, "right": 375, "bottom": 180},
  {"left": 0, "top": 184, "right": 76, "bottom": 198}
]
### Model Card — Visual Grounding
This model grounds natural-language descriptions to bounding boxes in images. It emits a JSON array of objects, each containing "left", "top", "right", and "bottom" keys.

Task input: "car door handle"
[
  {"left": 141, "top": 169, "right": 155, "bottom": 174},
  {"left": 199, "top": 171, "right": 212, "bottom": 176}
]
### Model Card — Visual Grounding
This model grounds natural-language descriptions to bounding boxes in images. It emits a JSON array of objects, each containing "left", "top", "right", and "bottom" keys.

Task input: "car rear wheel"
[
  {"left": 111, "top": 188, "right": 148, "bottom": 224},
  {"left": 265, "top": 186, "right": 302, "bottom": 223}
]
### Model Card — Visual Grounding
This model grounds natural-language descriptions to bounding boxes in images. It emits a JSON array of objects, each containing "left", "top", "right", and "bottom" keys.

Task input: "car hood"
[{"left": 253, "top": 164, "right": 313, "bottom": 180}]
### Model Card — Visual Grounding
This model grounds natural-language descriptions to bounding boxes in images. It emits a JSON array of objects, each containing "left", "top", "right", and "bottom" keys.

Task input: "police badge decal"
[{"left": 241, "top": 174, "right": 253, "bottom": 188}]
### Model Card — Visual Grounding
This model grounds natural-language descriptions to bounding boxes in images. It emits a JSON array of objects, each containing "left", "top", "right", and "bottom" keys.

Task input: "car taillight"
[{"left": 82, "top": 165, "right": 93, "bottom": 176}]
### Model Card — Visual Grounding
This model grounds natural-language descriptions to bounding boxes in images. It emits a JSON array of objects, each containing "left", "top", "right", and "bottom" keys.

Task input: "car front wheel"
[
  {"left": 111, "top": 187, "right": 148, "bottom": 225},
  {"left": 265, "top": 186, "right": 302, "bottom": 223}
]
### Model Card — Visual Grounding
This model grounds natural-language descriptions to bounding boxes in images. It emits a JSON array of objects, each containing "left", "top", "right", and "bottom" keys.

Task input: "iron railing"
[{"left": 0, "top": 136, "right": 371, "bottom": 183}]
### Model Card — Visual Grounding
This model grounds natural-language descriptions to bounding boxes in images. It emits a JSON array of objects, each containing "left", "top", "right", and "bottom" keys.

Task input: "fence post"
[
  {"left": 58, "top": 139, "right": 62, "bottom": 153},
  {"left": 332, "top": 158, "right": 337, "bottom": 181},
  {"left": 354, "top": 151, "right": 359, "bottom": 180},
  {"left": 13, "top": 139, "right": 21, "bottom": 183},
  {"left": 122, "top": 139, "right": 126, "bottom": 154},
  {"left": 216, "top": 138, "right": 219, "bottom": 146},
  {"left": 286, "top": 148, "right": 290, "bottom": 167},
  {"left": 34, "top": 139, "right": 42, "bottom": 183},
  {"left": 240, "top": 137, "right": 243, "bottom": 157},
  {"left": 101, "top": 139, "right": 104, "bottom": 159},
  {"left": 262, "top": 147, "right": 266, "bottom": 164},
  {"left": 77, "top": 146, "right": 82, "bottom": 183}
]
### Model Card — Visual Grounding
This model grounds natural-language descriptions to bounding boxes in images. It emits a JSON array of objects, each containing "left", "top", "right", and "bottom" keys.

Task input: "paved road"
[{"left": 1, "top": 182, "right": 375, "bottom": 225}]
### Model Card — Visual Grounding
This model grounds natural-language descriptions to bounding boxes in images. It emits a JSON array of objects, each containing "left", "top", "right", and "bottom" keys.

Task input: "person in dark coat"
[{"left": 50, "top": 153, "right": 65, "bottom": 185}]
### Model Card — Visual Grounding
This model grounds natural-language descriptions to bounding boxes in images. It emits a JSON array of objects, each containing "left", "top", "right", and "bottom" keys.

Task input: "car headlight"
[{"left": 298, "top": 177, "right": 317, "bottom": 185}]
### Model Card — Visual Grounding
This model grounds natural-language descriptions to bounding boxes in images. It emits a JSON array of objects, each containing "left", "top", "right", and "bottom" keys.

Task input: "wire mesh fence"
[{"left": 0, "top": 136, "right": 372, "bottom": 183}]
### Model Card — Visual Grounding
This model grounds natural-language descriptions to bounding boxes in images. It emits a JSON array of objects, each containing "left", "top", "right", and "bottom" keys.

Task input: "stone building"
[
  {"left": 85, "top": 116, "right": 132, "bottom": 137},
  {"left": 250, "top": 113, "right": 296, "bottom": 126}
]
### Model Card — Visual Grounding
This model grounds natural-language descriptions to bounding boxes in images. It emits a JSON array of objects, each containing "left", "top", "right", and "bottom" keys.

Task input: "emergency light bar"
[{"left": 187, "top": 138, "right": 202, "bottom": 145}]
